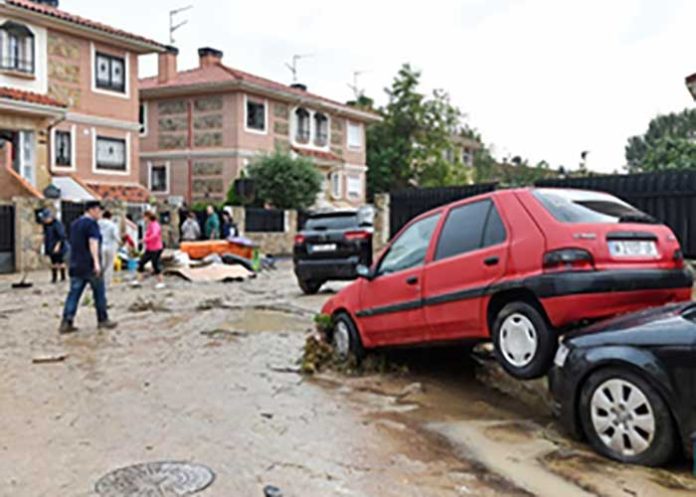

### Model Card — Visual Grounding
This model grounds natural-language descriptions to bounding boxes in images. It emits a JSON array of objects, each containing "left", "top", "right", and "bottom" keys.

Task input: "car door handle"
[
  {"left": 484, "top": 256, "right": 499, "bottom": 266},
  {"left": 406, "top": 276, "right": 419, "bottom": 285}
]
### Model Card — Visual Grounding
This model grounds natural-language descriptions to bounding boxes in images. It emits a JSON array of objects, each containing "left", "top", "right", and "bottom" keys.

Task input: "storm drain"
[{"left": 95, "top": 461, "right": 215, "bottom": 497}]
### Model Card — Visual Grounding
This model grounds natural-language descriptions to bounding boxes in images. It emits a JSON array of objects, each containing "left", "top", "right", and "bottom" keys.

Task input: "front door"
[
  {"left": 423, "top": 199, "right": 508, "bottom": 341},
  {"left": 356, "top": 213, "right": 441, "bottom": 346}
]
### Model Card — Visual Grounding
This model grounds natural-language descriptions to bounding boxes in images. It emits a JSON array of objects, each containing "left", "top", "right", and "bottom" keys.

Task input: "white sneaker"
[
  {"left": 130, "top": 280, "right": 142, "bottom": 287},
  {"left": 155, "top": 283, "right": 166, "bottom": 290}
]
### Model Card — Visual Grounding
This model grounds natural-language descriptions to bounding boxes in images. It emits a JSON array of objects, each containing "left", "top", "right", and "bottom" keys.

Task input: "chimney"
[
  {"left": 158, "top": 45, "right": 179, "bottom": 84},
  {"left": 290, "top": 83, "right": 307, "bottom": 91},
  {"left": 198, "top": 47, "right": 223, "bottom": 68}
]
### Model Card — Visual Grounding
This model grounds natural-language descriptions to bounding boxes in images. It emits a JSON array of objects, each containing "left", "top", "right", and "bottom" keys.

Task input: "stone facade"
[
  {"left": 230, "top": 207, "right": 297, "bottom": 256},
  {"left": 47, "top": 32, "right": 82, "bottom": 107},
  {"left": 14, "top": 197, "right": 55, "bottom": 272},
  {"left": 372, "top": 193, "right": 391, "bottom": 257}
]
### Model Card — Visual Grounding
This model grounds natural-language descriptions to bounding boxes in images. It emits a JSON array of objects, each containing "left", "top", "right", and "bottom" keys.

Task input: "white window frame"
[
  {"left": 50, "top": 124, "right": 77, "bottom": 171},
  {"left": 92, "top": 129, "right": 131, "bottom": 175},
  {"left": 346, "top": 174, "right": 362, "bottom": 199},
  {"left": 346, "top": 120, "right": 363, "bottom": 150},
  {"left": 139, "top": 102, "right": 148, "bottom": 137},
  {"left": 290, "top": 106, "right": 331, "bottom": 151},
  {"left": 329, "top": 171, "right": 343, "bottom": 199},
  {"left": 148, "top": 161, "right": 170, "bottom": 195},
  {"left": 90, "top": 42, "right": 130, "bottom": 99},
  {"left": 243, "top": 94, "right": 268, "bottom": 135},
  {"left": 18, "top": 130, "right": 35, "bottom": 186}
]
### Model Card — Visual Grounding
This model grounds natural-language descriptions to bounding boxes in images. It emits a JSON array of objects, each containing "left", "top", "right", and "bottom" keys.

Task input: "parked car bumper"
[
  {"left": 294, "top": 256, "right": 362, "bottom": 282},
  {"left": 548, "top": 361, "right": 584, "bottom": 440},
  {"left": 531, "top": 268, "right": 693, "bottom": 328}
]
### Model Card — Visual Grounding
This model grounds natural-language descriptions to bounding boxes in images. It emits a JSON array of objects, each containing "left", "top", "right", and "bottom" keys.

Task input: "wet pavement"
[{"left": 1, "top": 262, "right": 694, "bottom": 497}]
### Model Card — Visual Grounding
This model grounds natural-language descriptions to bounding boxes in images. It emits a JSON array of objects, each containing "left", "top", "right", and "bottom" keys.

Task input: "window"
[
  {"left": 295, "top": 108, "right": 310, "bottom": 144},
  {"left": 54, "top": 130, "right": 72, "bottom": 167},
  {"left": 461, "top": 147, "right": 474, "bottom": 167},
  {"left": 347, "top": 121, "right": 363, "bottom": 149},
  {"left": 444, "top": 148, "right": 455, "bottom": 163},
  {"left": 0, "top": 21, "right": 34, "bottom": 74},
  {"left": 96, "top": 136, "right": 127, "bottom": 171},
  {"left": 305, "top": 213, "right": 360, "bottom": 231},
  {"left": 150, "top": 164, "right": 168, "bottom": 193},
  {"left": 314, "top": 113, "right": 328, "bottom": 146},
  {"left": 435, "top": 200, "right": 505, "bottom": 261},
  {"left": 347, "top": 175, "right": 362, "bottom": 199},
  {"left": 245, "top": 97, "right": 266, "bottom": 132},
  {"left": 330, "top": 171, "right": 342, "bottom": 198},
  {"left": 533, "top": 189, "right": 654, "bottom": 224},
  {"left": 379, "top": 214, "right": 440, "bottom": 275},
  {"left": 139, "top": 103, "right": 147, "bottom": 136},
  {"left": 95, "top": 52, "right": 126, "bottom": 93},
  {"left": 19, "top": 130, "right": 35, "bottom": 186}
]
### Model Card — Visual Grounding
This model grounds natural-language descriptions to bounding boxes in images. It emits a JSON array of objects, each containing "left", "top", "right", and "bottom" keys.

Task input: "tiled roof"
[
  {"left": 140, "top": 63, "right": 380, "bottom": 120},
  {"left": 0, "top": 86, "right": 66, "bottom": 107},
  {"left": 292, "top": 147, "right": 343, "bottom": 163},
  {"left": 6, "top": 0, "right": 165, "bottom": 50},
  {"left": 86, "top": 182, "right": 151, "bottom": 203}
]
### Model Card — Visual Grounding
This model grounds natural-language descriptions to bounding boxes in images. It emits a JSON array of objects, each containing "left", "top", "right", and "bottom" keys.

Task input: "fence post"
[
  {"left": 373, "top": 193, "right": 390, "bottom": 257},
  {"left": 232, "top": 206, "right": 246, "bottom": 235}
]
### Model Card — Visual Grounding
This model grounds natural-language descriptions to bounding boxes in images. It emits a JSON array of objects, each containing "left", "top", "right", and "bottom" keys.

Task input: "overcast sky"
[{"left": 66, "top": 0, "right": 695, "bottom": 172}]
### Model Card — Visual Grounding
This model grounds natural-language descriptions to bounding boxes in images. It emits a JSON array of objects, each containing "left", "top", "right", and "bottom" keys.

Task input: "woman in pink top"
[{"left": 133, "top": 211, "right": 165, "bottom": 289}]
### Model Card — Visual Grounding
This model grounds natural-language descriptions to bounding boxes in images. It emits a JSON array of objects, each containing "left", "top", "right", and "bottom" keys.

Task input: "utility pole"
[
  {"left": 169, "top": 5, "right": 193, "bottom": 44},
  {"left": 285, "top": 54, "right": 313, "bottom": 83},
  {"left": 347, "top": 70, "right": 366, "bottom": 100}
]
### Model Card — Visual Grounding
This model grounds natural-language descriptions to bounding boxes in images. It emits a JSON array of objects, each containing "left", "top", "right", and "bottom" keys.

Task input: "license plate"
[
  {"left": 608, "top": 240, "right": 659, "bottom": 258},
  {"left": 310, "top": 243, "right": 337, "bottom": 253}
]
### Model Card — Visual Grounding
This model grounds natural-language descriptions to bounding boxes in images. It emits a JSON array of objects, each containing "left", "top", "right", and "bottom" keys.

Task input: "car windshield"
[
  {"left": 533, "top": 189, "right": 655, "bottom": 224},
  {"left": 305, "top": 214, "right": 360, "bottom": 231}
]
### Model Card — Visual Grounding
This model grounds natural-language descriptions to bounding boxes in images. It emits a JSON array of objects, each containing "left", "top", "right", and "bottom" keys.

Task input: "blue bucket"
[{"left": 127, "top": 258, "right": 138, "bottom": 272}]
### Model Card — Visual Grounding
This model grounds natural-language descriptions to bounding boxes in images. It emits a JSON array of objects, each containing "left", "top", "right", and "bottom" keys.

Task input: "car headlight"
[{"left": 554, "top": 343, "right": 570, "bottom": 368}]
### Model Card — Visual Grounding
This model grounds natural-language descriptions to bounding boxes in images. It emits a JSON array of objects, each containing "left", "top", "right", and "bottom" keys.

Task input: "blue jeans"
[{"left": 62, "top": 275, "right": 108, "bottom": 323}]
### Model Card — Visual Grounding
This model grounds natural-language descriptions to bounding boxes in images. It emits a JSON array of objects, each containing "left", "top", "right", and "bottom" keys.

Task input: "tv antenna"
[
  {"left": 285, "top": 54, "right": 314, "bottom": 83},
  {"left": 169, "top": 5, "right": 193, "bottom": 44},
  {"left": 348, "top": 70, "right": 366, "bottom": 99}
]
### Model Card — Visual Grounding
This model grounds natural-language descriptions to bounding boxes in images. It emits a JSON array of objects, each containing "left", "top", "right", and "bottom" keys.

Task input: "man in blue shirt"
[{"left": 59, "top": 201, "right": 117, "bottom": 334}]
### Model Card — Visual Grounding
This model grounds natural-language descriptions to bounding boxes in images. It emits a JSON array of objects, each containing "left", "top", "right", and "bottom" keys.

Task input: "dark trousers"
[{"left": 62, "top": 275, "right": 108, "bottom": 323}]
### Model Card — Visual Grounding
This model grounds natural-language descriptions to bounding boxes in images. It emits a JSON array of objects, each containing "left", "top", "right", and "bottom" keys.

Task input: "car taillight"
[
  {"left": 294, "top": 234, "right": 306, "bottom": 245},
  {"left": 344, "top": 230, "right": 371, "bottom": 241},
  {"left": 543, "top": 248, "right": 595, "bottom": 272}
]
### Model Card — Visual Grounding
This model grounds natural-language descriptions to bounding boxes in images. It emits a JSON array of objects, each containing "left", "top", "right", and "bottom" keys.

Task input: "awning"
[{"left": 51, "top": 176, "right": 98, "bottom": 201}]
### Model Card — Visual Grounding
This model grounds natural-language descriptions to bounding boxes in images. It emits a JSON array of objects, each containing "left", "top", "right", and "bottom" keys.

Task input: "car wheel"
[
  {"left": 492, "top": 301, "right": 557, "bottom": 380},
  {"left": 298, "top": 279, "right": 323, "bottom": 295},
  {"left": 332, "top": 313, "right": 365, "bottom": 363},
  {"left": 579, "top": 368, "right": 676, "bottom": 466}
]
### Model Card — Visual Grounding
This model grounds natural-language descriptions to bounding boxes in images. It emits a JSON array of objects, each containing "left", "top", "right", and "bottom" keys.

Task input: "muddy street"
[{"left": 1, "top": 262, "right": 694, "bottom": 497}]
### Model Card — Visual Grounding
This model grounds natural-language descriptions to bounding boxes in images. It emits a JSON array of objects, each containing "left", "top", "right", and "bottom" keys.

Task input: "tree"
[
  {"left": 625, "top": 109, "right": 696, "bottom": 172},
  {"left": 366, "top": 64, "right": 463, "bottom": 196},
  {"left": 246, "top": 150, "right": 322, "bottom": 210}
]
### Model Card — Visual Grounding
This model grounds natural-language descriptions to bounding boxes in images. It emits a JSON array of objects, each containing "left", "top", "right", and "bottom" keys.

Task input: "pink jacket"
[{"left": 144, "top": 221, "right": 163, "bottom": 251}]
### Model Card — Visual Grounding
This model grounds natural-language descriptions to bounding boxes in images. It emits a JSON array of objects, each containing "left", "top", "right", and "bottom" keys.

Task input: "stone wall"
[
  {"left": 230, "top": 207, "right": 297, "bottom": 256},
  {"left": 372, "top": 193, "right": 391, "bottom": 257},
  {"left": 14, "top": 197, "right": 55, "bottom": 272}
]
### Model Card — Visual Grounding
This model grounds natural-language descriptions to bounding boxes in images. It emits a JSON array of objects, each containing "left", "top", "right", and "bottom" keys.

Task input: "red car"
[{"left": 321, "top": 188, "right": 693, "bottom": 379}]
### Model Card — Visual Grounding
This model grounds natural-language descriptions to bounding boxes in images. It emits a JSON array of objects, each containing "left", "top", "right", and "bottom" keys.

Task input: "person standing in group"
[
  {"left": 98, "top": 211, "right": 120, "bottom": 287},
  {"left": 132, "top": 211, "right": 165, "bottom": 290},
  {"left": 40, "top": 209, "right": 68, "bottom": 284},
  {"left": 59, "top": 201, "right": 117, "bottom": 334},
  {"left": 204, "top": 205, "right": 220, "bottom": 240},
  {"left": 181, "top": 211, "right": 201, "bottom": 241}
]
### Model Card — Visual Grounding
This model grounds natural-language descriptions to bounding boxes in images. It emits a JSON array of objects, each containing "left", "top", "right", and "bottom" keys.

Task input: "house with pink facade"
[
  {"left": 0, "top": 0, "right": 166, "bottom": 204},
  {"left": 139, "top": 47, "right": 380, "bottom": 209}
]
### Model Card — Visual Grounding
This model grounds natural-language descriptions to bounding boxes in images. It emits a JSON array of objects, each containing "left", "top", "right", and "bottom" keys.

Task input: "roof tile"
[
  {"left": 0, "top": 86, "right": 66, "bottom": 107},
  {"left": 86, "top": 182, "right": 151, "bottom": 203}
]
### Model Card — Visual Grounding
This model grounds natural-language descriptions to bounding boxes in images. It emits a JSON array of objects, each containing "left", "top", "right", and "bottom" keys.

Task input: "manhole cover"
[{"left": 95, "top": 461, "right": 215, "bottom": 497}]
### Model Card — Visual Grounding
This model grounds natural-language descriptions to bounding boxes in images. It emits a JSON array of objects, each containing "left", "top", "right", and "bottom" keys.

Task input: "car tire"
[
  {"left": 332, "top": 313, "right": 365, "bottom": 363},
  {"left": 298, "top": 279, "right": 323, "bottom": 295},
  {"left": 492, "top": 301, "right": 557, "bottom": 380},
  {"left": 579, "top": 368, "right": 676, "bottom": 467}
]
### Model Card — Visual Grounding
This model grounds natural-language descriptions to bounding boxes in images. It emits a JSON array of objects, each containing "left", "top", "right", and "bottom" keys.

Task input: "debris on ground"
[
  {"left": 196, "top": 297, "right": 229, "bottom": 311},
  {"left": 128, "top": 297, "right": 171, "bottom": 313},
  {"left": 200, "top": 328, "right": 248, "bottom": 340},
  {"left": 263, "top": 485, "right": 284, "bottom": 497},
  {"left": 397, "top": 382, "right": 425, "bottom": 401},
  {"left": 166, "top": 263, "right": 254, "bottom": 283},
  {"left": 300, "top": 333, "right": 336, "bottom": 374},
  {"left": 32, "top": 354, "right": 68, "bottom": 364}
]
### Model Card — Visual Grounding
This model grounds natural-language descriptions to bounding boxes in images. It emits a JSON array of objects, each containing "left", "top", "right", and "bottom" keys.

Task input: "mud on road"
[{"left": 0, "top": 262, "right": 694, "bottom": 497}]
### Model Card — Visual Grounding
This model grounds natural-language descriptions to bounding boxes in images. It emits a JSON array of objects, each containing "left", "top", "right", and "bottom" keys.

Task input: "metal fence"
[
  {"left": 245, "top": 207, "right": 285, "bottom": 233},
  {"left": 0, "top": 205, "right": 15, "bottom": 274},
  {"left": 389, "top": 183, "right": 498, "bottom": 237},
  {"left": 61, "top": 201, "right": 85, "bottom": 233},
  {"left": 536, "top": 170, "right": 696, "bottom": 258}
]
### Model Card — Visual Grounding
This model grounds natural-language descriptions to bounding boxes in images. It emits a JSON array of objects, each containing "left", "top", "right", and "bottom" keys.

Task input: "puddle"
[{"left": 227, "top": 308, "right": 309, "bottom": 334}]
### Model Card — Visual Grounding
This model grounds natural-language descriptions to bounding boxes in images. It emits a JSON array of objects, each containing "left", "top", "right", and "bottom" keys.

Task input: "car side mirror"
[{"left": 356, "top": 264, "right": 374, "bottom": 280}]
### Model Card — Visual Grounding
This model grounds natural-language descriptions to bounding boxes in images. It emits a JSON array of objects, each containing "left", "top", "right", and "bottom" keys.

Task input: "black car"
[
  {"left": 549, "top": 303, "right": 696, "bottom": 466},
  {"left": 293, "top": 211, "right": 373, "bottom": 294}
]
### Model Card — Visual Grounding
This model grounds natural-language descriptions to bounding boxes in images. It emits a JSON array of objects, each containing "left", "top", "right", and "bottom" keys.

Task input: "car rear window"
[
  {"left": 533, "top": 189, "right": 655, "bottom": 224},
  {"left": 305, "top": 214, "right": 359, "bottom": 231}
]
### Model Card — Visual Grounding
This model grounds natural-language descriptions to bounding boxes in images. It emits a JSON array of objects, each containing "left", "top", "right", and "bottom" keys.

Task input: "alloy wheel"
[
  {"left": 499, "top": 313, "right": 538, "bottom": 367},
  {"left": 590, "top": 378, "right": 656, "bottom": 457}
]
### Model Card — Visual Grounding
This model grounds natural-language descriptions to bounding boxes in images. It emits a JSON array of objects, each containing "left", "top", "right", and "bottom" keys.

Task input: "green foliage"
[
  {"left": 247, "top": 150, "right": 322, "bottom": 210},
  {"left": 625, "top": 109, "right": 696, "bottom": 172},
  {"left": 366, "top": 64, "right": 464, "bottom": 196}
]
